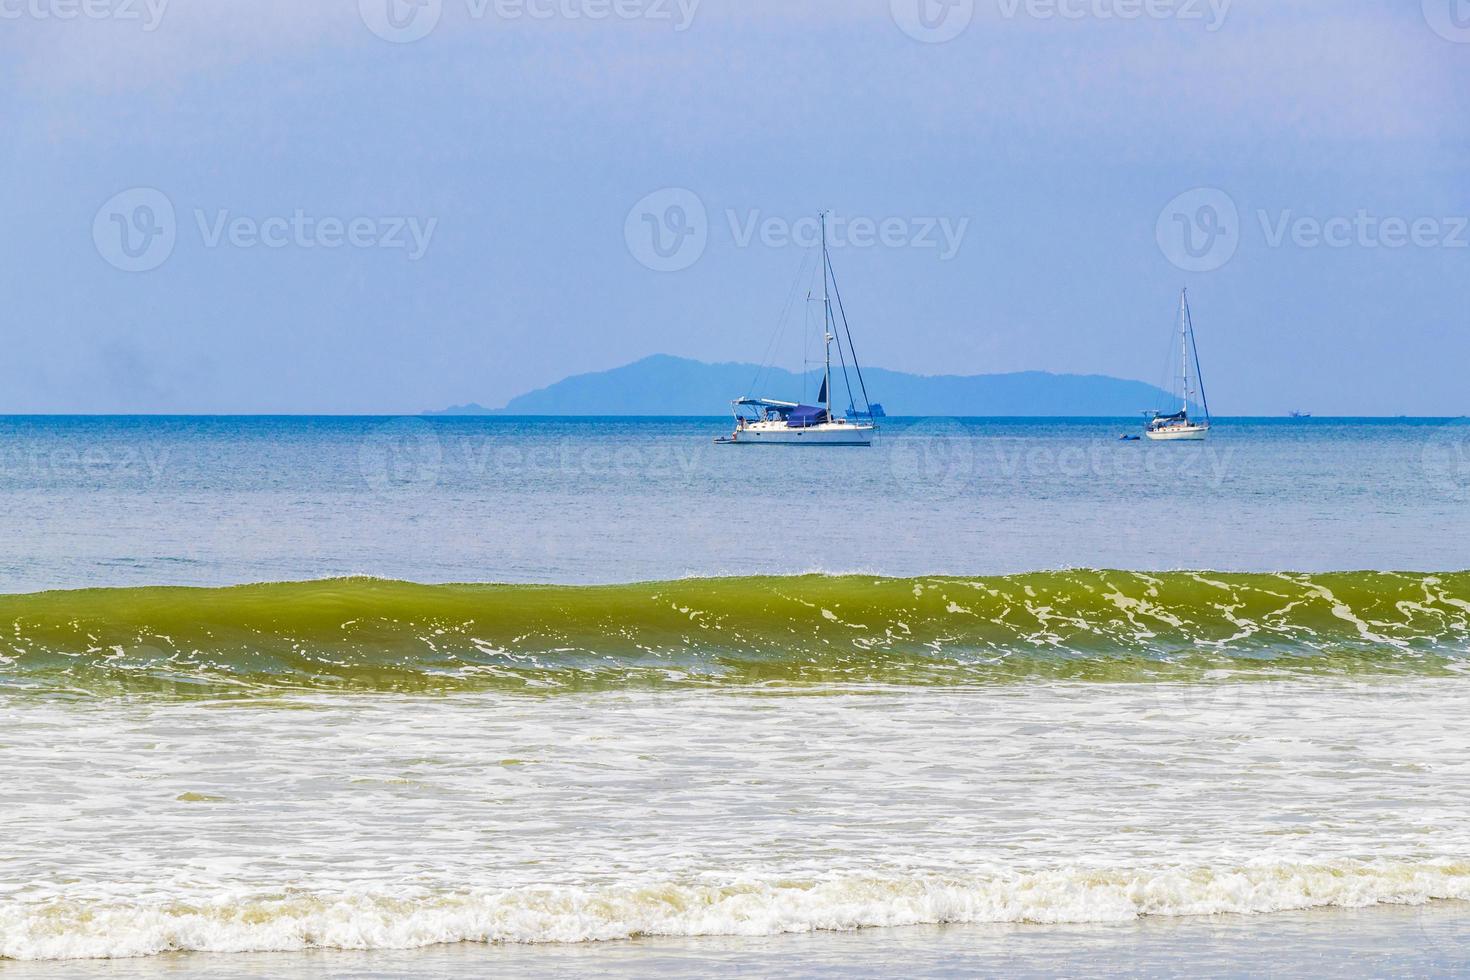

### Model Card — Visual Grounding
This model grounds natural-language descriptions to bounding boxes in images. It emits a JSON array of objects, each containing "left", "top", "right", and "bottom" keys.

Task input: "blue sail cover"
[{"left": 786, "top": 405, "right": 829, "bottom": 428}]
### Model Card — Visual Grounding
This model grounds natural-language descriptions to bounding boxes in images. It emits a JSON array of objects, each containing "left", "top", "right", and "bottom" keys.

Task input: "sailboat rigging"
[
  {"left": 718, "top": 212, "right": 879, "bottom": 446},
  {"left": 1145, "top": 289, "right": 1212, "bottom": 442}
]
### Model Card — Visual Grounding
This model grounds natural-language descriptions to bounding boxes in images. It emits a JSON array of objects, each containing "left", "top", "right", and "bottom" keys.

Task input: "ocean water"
[
  {"left": 2, "top": 415, "right": 1468, "bottom": 591},
  {"left": 2, "top": 416, "right": 1469, "bottom": 972}
]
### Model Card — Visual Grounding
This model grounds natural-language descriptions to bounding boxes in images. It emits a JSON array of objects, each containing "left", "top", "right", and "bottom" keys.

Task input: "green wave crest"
[{"left": 3, "top": 571, "right": 1469, "bottom": 695}]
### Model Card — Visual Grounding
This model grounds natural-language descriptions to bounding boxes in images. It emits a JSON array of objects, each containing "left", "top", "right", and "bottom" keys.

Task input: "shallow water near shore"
[
  {"left": 6, "top": 681, "right": 1470, "bottom": 962},
  {"left": 6, "top": 903, "right": 1470, "bottom": 979}
]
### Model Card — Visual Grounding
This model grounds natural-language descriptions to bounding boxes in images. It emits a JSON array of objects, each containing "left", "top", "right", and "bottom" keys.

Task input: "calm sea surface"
[
  {"left": 1, "top": 416, "right": 1467, "bottom": 592},
  {"left": 2, "top": 416, "right": 1468, "bottom": 973}
]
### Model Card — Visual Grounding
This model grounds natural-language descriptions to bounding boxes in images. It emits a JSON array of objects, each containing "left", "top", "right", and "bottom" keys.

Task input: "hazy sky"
[{"left": 2, "top": 0, "right": 1467, "bottom": 414}]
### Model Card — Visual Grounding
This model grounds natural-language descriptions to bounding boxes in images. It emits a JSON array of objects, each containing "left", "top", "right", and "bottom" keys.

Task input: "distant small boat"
[
  {"left": 719, "top": 212, "right": 878, "bottom": 446},
  {"left": 1119, "top": 434, "right": 1141, "bottom": 441},
  {"left": 1145, "top": 289, "right": 1212, "bottom": 442},
  {"left": 1289, "top": 411, "right": 1312, "bottom": 419}
]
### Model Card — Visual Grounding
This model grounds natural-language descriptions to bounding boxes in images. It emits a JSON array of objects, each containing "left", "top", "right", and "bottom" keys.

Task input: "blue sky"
[{"left": 1, "top": 0, "right": 1466, "bottom": 414}]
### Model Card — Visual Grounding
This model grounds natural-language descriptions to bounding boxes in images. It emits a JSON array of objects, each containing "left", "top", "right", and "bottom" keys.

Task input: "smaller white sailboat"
[
  {"left": 1145, "top": 289, "right": 1212, "bottom": 442},
  {"left": 718, "top": 212, "right": 878, "bottom": 447}
]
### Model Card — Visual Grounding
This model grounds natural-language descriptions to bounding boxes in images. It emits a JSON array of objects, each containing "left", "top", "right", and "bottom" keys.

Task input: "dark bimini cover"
[{"left": 786, "top": 405, "right": 829, "bottom": 428}]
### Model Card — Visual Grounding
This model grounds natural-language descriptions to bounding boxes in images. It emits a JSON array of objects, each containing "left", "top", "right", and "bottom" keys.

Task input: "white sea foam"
[
  {"left": 8, "top": 681, "right": 1470, "bottom": 964},
  {"left": 5, "top": 863, "right": 1470, "bottom": 961}
]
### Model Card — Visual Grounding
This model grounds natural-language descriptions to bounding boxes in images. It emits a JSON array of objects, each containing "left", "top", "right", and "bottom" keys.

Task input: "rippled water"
[
  {"left": 1, "top": 416, "right": 1467, "bottom": 592},
  {"left": 2, "top": 418, "right": 1468, "bottom": 969}
]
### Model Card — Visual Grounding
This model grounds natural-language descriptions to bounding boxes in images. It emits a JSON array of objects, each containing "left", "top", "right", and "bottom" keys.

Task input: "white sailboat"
[
  {"left": 1145, "top": 289, "right": 1212, "bottom": 442},
  {"left": 718, "top": 212, "right": 878, "bottom": 446}
]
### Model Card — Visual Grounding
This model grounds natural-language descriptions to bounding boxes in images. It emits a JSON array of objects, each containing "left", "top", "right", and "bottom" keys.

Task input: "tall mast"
[
  {"left": 1180, "top": 288, "right": 1190, "bottom": 415},
  {"left": 822, "top": 211, "right": 833, "bottom": 420}
]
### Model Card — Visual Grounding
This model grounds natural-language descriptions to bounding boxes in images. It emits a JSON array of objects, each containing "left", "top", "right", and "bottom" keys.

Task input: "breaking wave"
[
  {"left": 5, "top": 861, "right": 1469, "bottom": 960},
  {"left": 2, "top": 571, "right": 1469, "bottom": 695}
]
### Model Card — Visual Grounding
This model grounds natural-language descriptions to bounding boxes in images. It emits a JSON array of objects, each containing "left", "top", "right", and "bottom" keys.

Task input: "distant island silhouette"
[{"left": 427, "top": 354, "right": 1185, "bottom": 417}]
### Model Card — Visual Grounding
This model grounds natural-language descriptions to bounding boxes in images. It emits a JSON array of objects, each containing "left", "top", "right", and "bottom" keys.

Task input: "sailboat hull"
[
  {"left": 1144, "top": 424, "right": 1209, "bottom": 441},
  {"left": 723, "top": 421, "right": 875, "bottom": 446}
]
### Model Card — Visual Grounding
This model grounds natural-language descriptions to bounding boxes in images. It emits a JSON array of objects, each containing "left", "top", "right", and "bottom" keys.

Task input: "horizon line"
[{"left": 1, "top": 414, "right": 1464, "bottom": 421}]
